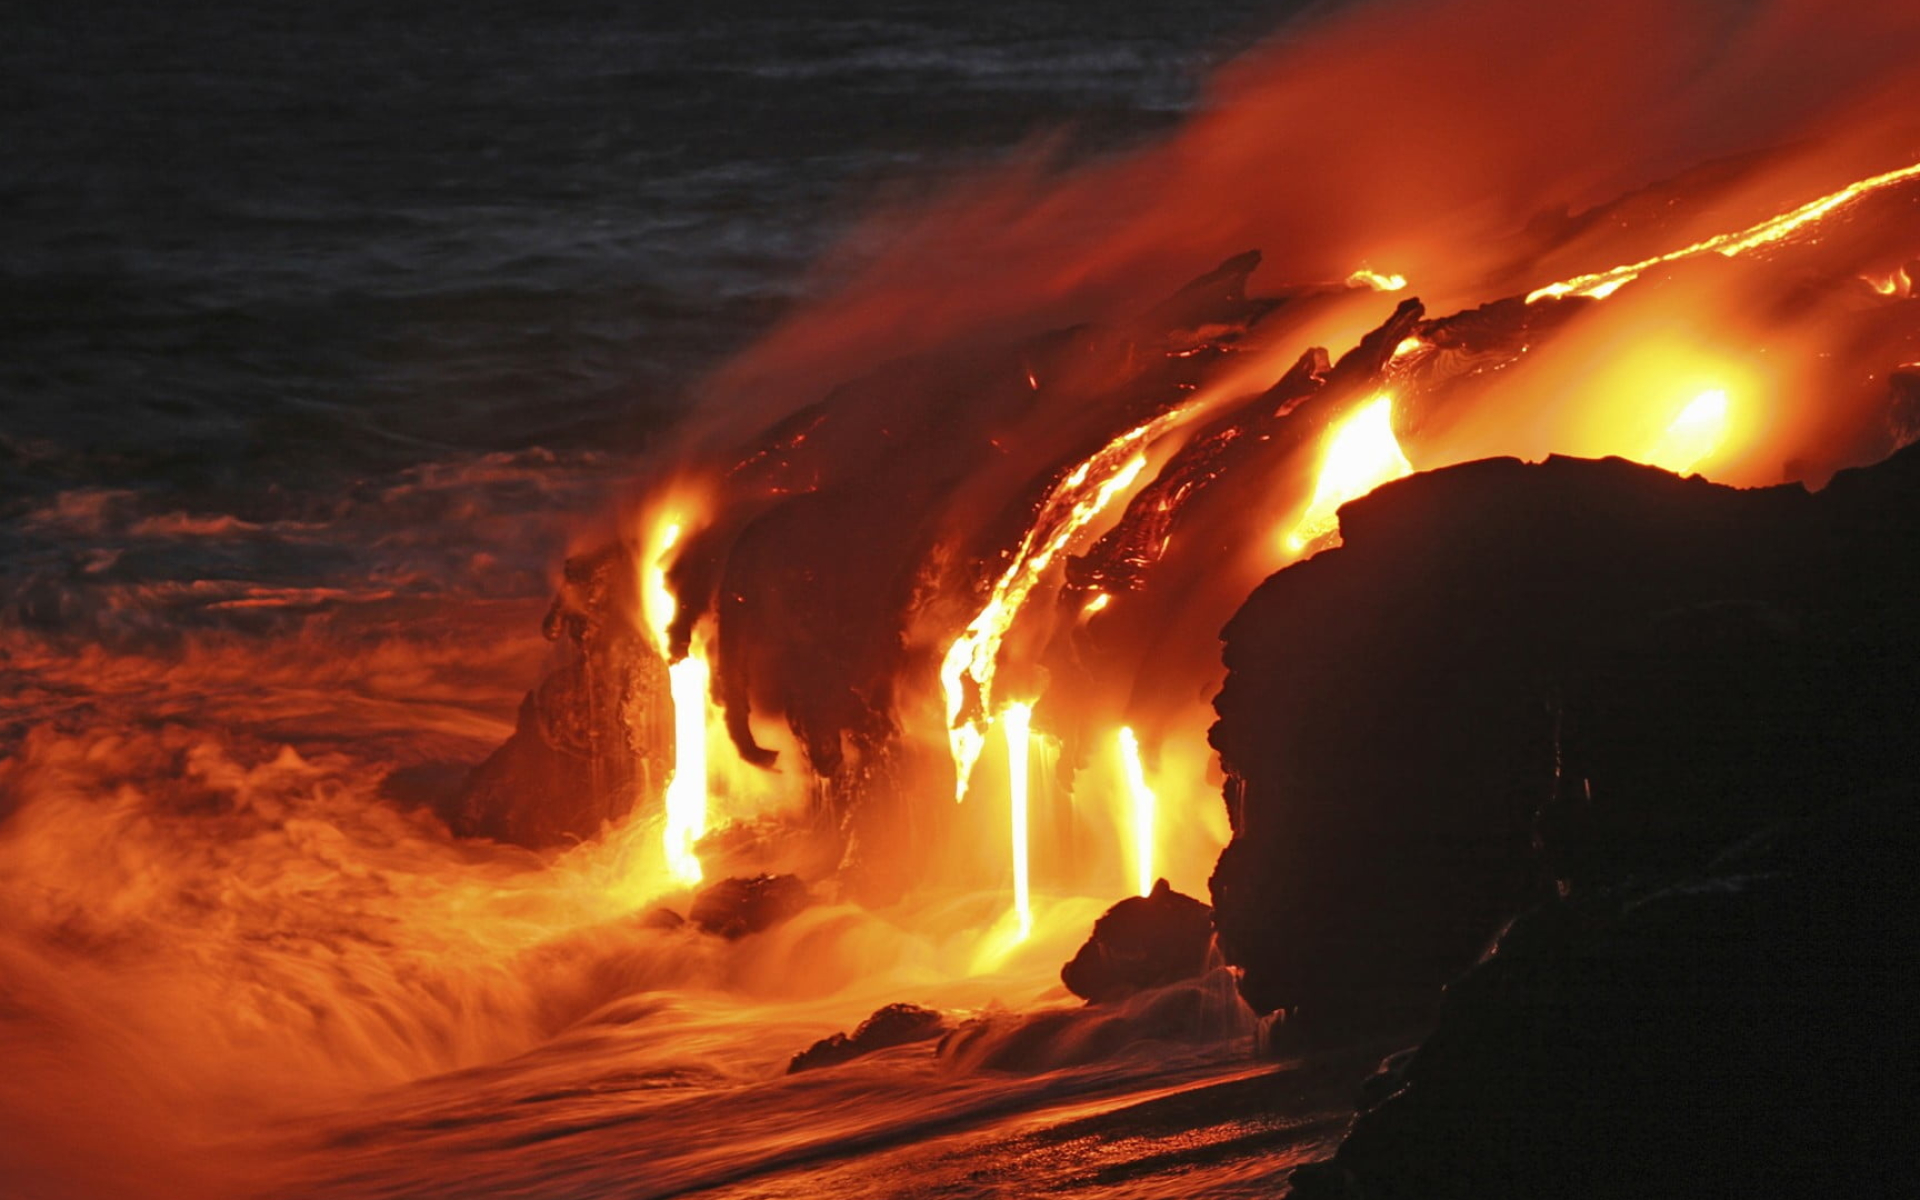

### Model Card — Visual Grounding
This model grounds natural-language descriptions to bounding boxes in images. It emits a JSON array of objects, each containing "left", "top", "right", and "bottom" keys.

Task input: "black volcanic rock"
[
  {"left": 1061, "top": 878, "right": 1215, "bottom": 1003},
  {"left": 1287, "top": 786, "right": 1919, "bottom": 1200},
  {"left": 688, "top": 873, "right": 813, "bottom": 939},
  {"left": 787, "top": 1003, "right": 948, "bottom": 1074},
  {"left": 635, "top": 906, "right": 686, "bottom": 932},
  {"left": 1210, "top": 445, "right": 1920, "bottom": 1021},
  {"left": 451, "top": 543, "right": 671, "bottom": 847},
  {"left": 1242, "top": 443, "right": 1920, "bottom": 1196}
]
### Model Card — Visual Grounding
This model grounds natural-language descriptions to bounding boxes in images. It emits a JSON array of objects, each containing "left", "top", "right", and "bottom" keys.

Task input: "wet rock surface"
[
  {"left": 1061, "top": 878, "right": 1215, "bottom": 1004},
  {"left": 787, "top": 1003, "right": 949, "bottom": 1074},
  {"left": 688, "top": 873, "right": 814, "bottom": 939},
  {"left": 1210, "top": 443, "right": 1920, "bottom": 1021},
  {"left": 451, "top": 543, "right": 670, "bottom": 847}
]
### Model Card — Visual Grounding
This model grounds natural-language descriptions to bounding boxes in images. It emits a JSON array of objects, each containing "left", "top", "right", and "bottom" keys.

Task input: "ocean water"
[
  {"left": 14, "top": 1, "right": 1915, "bottom": 1194},
  {"left": 1, "top": 5, "right": 1337, "bottom": 1197},
  {"left": 2, "top": 0, "right": 1292, "bottom": 639}
]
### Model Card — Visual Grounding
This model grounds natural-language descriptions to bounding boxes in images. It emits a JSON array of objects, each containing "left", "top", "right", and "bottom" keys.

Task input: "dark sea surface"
[{"left": 3, "top": 0, "right": 1298, "bottom": 641}]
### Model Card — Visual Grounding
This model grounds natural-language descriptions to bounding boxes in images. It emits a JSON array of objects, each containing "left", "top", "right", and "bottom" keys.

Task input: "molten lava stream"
[
  {"left": 1527, "top": 158, "right": 1920, "bottom": 303},
  {"left": 1117, "top": 727, "right": 1156, "bottom": 898},
  {"left": 941, "top": 403, "right": 1195, "bottom": 804},
  {"left": 641, "top": 511, "right": 714, "bottom": 888},
  {"left": 1284, "top": 394, "right": 1414, "bottom": 556},
  {"left": 664, "top": 653, "right": 712, "bottom": 884},
  {"left": 1646, "top": 389, "right": 1732, "bottom": 476},
  {"left": 1002, "top": 702, "right": 1035, "bottom": 939}
]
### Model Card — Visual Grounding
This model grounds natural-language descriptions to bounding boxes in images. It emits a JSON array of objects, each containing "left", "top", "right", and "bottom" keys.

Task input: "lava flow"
[
  {"left": 612, "top": 125, "right": 1920, "bottom": 933},
  {"left": 938, "top": 408, "right": 1185, "bottom": 804},
  {"left": 1283, "top": 394, "right": 1414, "bottom": 555},
  {"left": 6, "top": 1, "right": 1920, "bottom": 1196},
  {"left": 1116, "top": 727, "right": 1156, "bottom": 900},
  {"left": 642, "top": 517, "right": 710, "bottom": 884}
]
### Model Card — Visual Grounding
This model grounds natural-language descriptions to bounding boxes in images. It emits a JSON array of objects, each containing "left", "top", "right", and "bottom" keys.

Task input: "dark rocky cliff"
[
  {"left": 1206, "top": 443, "right": 1920, "bottom": 1195},
  {"left": 1210, "top": 444, "right": 1920, "bottom": 1020}
]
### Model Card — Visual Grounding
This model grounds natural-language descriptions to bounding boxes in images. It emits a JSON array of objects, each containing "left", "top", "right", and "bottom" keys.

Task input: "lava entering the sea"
[{"left": 535, "top": 133, "right": 1920, "bottom": 930}]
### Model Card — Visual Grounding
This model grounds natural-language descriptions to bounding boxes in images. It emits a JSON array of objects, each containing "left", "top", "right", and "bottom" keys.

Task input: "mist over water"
[{"left": 2, "top": 4, "right": 1290, "bottom": 1195}]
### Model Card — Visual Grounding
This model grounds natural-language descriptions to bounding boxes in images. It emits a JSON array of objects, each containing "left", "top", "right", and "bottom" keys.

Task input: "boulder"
[
  {"left": 450, "top": 543, "right": 670, "bottom": 847},
  {"left": 688, "top": 873, "right": 814, "bottom": 939},
  {"left": 634, "top": 906, "right": 686, "bottom": 932},
  {"left": 1213, "top": 442, "right": 1920, "bottom": 1194},
  {"left": 1061, "top": 878, "right": 1215, "bottom": 1003},
  {"left": 787, "top": 1003, "right": 948, "bottom": 1074}
]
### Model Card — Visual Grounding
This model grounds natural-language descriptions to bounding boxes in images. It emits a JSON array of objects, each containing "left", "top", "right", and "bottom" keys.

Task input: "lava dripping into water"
[
  {"left": 1116, "top": 727, "right": 1156, "bottom": 900},
  {"left": 7, "top": 0, "right": 1920, "bottom": 1195}
]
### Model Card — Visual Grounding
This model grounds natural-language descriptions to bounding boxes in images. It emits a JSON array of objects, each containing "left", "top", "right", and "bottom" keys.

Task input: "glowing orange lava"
[
  {"left": 641, "top": 516, "right": 709, "bottom": 885},
  {"left": 1644, "top": 388, "right": 1731, "bottom": 476},
  {"left": 941, "top": 406, "right": 1192, "bottom": 801},
  {"left": 1348, "top": 268, "right": 1409, "bottom": 292},
  {"left": 1116, "top": 727, "right": 1156, "bottom": 899},
  {"left": 662, "top": 656, "right": 710, "bottom": 885},
  {"left": 1527, "top": 158, "right": 1920, "bottom": 303},
  {"left": 1863, "top": 269, "right": 1911, "bottom": 297},
  {"left": 640, "top": 518, "right": 683, "bottom": 654},
  {"left": 1284, "top": 395, "right": 1414, "bottom": 554},
  {"left": 1002, "top": 702, "right": 1035, "bottom": 939}
]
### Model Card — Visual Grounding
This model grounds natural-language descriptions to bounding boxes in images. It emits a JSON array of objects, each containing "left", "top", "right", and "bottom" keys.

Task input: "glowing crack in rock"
[
  {"left": 941, "top": 405, "right": 1194, "bottom": 801},
  {"left": 1347, "top": 268, "right": 1409, "bottom": 291},
  {"left": 1284, "top": 394, "right": 1414, "bottom": 555},
  {"left": 1117, "top": 726, "right": 1156, "bottom": 899},
  {"left": 1388, "top": 336, "right": 1428, "bottom": 366},
  {"left": 1527, "top": 158, "right": 1920, "bottom": 303}
]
